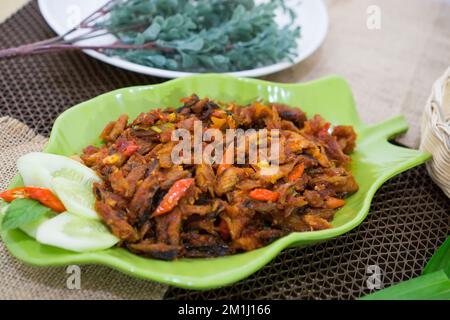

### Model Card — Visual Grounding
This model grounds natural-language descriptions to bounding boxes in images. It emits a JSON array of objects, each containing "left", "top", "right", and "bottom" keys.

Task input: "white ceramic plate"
[{"left": 38, "top": 0, "right": 328, "bottom": 78}]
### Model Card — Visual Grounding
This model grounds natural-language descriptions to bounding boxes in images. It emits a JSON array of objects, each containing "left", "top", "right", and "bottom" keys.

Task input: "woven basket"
[{"left": 420, "top": 67, "right": 450, "bottom": 198}]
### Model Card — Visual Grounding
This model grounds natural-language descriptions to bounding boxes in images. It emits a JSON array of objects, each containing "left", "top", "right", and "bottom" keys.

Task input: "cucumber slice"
[
  {"left": 36, "top": 212, "right": 119, "bottom": 252},
  {"left": 20, "top": 211, "right": 55, "bottom": 238},
  {"left": 51, "top": 177, "right": 98, "bottom": 220},
  {"left": 17, "top": 152, "right": 101, "bottom": 219},
  {"left": 17, "top": 152, "right": 100, "bottom": 191}
]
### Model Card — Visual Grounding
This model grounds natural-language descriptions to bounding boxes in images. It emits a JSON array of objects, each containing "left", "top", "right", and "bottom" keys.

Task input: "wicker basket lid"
[{"left": 420, "top": 67, "right": 450, "bottom": 197}]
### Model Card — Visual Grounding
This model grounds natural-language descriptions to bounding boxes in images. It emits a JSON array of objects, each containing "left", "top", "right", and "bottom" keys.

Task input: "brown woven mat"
[
  {"left": 0, "top": 117, "right": 168, "bottom": 300},
  {"left": 0, "top": 1, "right": 448, "bottom": 300}
]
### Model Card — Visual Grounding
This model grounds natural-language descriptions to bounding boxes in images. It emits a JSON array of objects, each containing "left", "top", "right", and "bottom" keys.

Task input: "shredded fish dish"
[{"left": 81, "top": 95, "right": 359, "bottom": 260}]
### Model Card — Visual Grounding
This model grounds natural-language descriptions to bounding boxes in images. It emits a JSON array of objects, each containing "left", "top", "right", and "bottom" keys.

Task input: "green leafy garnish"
[
  {"left": 101, "top": 0, "right": 301, "bottom": 72},
  {"left": 0, "top": 0, "right": 301, "bottom": 72},
  {"left": 1, "top": 199, "right": 53, "bottom": 231}
]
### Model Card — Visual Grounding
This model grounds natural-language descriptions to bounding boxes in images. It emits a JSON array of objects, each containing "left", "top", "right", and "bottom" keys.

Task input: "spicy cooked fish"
[{"left": 81, "top": 95, "right": 358, "bottom": 260}]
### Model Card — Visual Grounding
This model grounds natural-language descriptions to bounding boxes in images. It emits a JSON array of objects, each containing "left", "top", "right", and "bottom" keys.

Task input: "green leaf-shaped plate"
[{"left": 0, "top": 75, "right": 430, "bottom": 290}]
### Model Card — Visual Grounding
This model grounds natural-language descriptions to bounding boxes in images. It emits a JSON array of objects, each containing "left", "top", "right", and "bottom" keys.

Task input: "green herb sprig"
[
  {"left": 0, "top": 0, "right": 300, "bottom": 73},
  {"left": 1, "top": 199, "right": 53, "bottom": 231},
  {"left": 102, "top": 0, "right": 301, "bottom": 72}
]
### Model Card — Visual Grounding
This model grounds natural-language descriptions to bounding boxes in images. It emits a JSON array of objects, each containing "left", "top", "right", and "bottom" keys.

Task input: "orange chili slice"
[
  {"left": 0, "top": 187, "right": 66, "bottom": 212},
  {"left": 153, "top": 178, "right": 195, "bottom": 217},
  {"left": 249, "top": 188, "right": 280, "bottom": 202},
  {"left": 288, "top": 163, "right": 305, "bottom": 181},
  {"left": 325, "top": 197, "right": 346, "bottom": 209}
]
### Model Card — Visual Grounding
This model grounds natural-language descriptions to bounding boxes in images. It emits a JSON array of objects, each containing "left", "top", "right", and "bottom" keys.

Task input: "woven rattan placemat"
[{"left": 0, "top": 1, "right": 448, "bottom": 300}]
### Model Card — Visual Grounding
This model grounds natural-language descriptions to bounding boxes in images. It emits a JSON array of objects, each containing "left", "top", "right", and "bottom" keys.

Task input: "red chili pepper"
[
  {"left": 116, "top": 139, "right": 139, "bottom": 157},
  {"left": 0, "top": 187, "right": 66, "bottom": 212},
  {"left": 249, "top": 188, "right": 280, "bottom": 202},
  {"left": 318, "top": 122, "right": 331, "bottom": 139},
  {"left": 123, "top": 144, "right": 139, "bottom": 157},
  {"left": 153, "top": 178, "right": 195, "bottom": 217},
  {"left": 288, "top": 163, "right": 305, "bottom": 181}
]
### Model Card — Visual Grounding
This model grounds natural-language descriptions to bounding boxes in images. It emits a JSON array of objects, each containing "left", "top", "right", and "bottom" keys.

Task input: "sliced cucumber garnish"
[
  {"left": 36, "top": 212, "right": 119, "bottom": 252},
  {"left": 20, "top": 211, "right": 55, "bottom": 238},
  {"left": 17, "top": 152, "right": 101, "bottom": 219},
  {"left": 17, "top": 152, "right": 100, "bottom": 191},
  {"left": 51, "top": 177, "right": 98, "bottom": 220}
]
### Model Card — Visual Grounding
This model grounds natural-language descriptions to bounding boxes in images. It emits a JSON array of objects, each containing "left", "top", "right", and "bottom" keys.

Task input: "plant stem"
[
  {"left": 0, "top": 0, "right": 161, "bottom": 59},
  {"left": 0, "top": 41, "right": 173, "bottom": 58}
]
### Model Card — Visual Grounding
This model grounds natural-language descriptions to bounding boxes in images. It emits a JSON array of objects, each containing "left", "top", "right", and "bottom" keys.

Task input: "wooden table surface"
[{"left": 0, "top": 0, "right": 30, "bottom": 23}]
